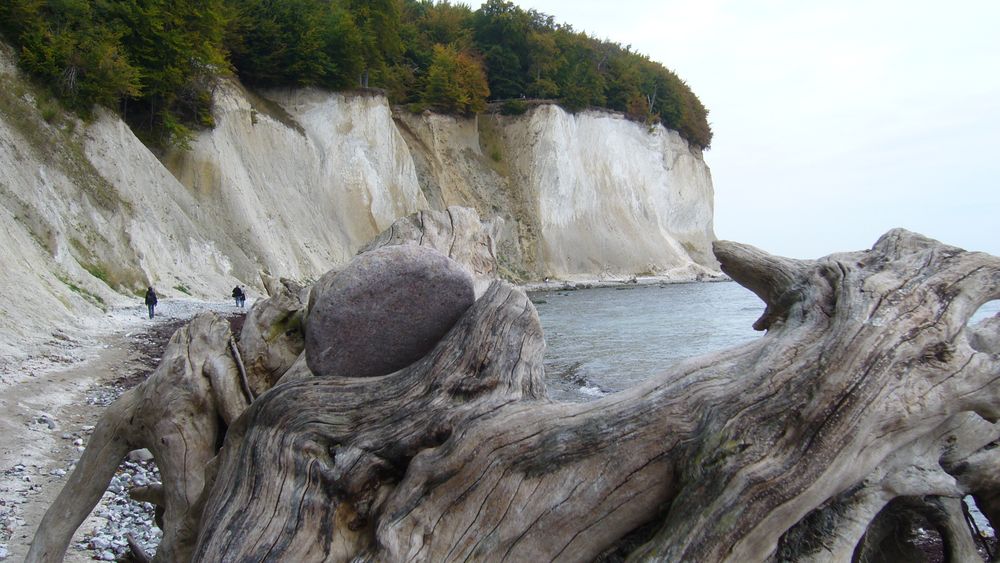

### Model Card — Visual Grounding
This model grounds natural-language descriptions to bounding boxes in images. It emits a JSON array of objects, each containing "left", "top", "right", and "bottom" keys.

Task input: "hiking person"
[
  {"left": 144, "top": 287, "right": 157, "bottom": 319},
  {"left": 232, "top": 286, "right": 245, "bottom": 308}
]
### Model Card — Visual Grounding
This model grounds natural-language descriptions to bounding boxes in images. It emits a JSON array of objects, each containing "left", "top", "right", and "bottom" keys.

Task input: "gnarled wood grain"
[
  {"left": 26, "top": 314, "right": 248, "bottom": 563},
  {"left": 195, "top": 229, "right": 999, "bottom": 561},
  {"left": 30, "top": 229, "right": 1000, "bottom": 562}
]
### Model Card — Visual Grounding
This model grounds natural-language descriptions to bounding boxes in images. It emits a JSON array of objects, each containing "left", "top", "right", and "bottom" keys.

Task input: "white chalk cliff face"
[
  {"left": 527, "top": 105, "right": 717, "bottom": 278},
  {"left": 0, "top": 45, "right": 717, "bottom": 364},
  {"left": 164, "top": 84, "right": 428, "bottom": 282},
  {"left": 394, "top": 106, "right": 718, "bottom": 281},
  {"left": 501, "top": 105, "right": 716, "bottom": 279}
]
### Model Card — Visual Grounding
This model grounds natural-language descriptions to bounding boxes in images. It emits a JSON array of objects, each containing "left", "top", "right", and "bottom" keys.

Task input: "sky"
[{"left": 510, "top": 0, "right": 1000, "bottom": 259}]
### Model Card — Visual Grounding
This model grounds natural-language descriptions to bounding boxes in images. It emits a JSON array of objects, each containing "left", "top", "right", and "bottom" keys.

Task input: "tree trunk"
[
  {"left": 26, "top": 314, "right": 247, "bottom": 562},
  {"left": 30, "top": 229, "right": 1000, "bottom": 562}
]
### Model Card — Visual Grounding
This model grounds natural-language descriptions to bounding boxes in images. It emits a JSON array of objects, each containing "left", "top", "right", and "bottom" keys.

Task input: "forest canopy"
[{"left": 0, "top": 0, "right": 712, "bottom": 149}]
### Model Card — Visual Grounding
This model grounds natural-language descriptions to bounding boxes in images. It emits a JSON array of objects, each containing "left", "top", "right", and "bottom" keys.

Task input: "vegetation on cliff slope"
[{"left": 0, "top": 0, "right": 711, "bottom": 149}]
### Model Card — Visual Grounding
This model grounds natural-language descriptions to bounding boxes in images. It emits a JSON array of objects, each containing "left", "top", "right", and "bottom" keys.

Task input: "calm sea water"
[
  {"left": 531, "top": 281, "right": 762, "bottom": 402},
  {"left": 532, "top": 281, "right": 1000, "bottom": 403}
]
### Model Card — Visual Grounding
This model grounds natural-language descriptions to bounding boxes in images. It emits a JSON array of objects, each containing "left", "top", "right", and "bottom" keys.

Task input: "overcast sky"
[{"left": 510, "top": 0, "right": 999, "bottom": 259}]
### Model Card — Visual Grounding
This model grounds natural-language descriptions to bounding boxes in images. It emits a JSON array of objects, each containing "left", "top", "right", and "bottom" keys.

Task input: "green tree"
[
  {"left": 602, "top": 46, "right": 640, "bottom": 114},
  {"left": 414, "top": 0, "right": 474, "bottom": 50},
  {"left": 0, "top": 0, "right": 140, "bottom": 114},
  {"left": 226, "top": 0, "right": 363, "bottom": 89},
  {"left": 345, "top": 0, "right": 403, "bottom": 88},
  {"left": 95, "top": 0, "right": 230, "bottom": 145},
  {"left": 552, "top": 29, "right": 605, "bottom": 111},
  {"left": 423, "top": 44, "right": 489, "bottom": 114},
  {"left": 399, "top": 0, "right": 474, "bottom": 67},
  {"left": 394, "top": 0, "right": 474, "bottom": 104},
  {"left": 473, "top": 0, "right": 532, "bottom": 98},
  {"left": 481, "top": 45, "right": 523, "bottom": 99},
  {"left": 524, "top": 28, "right": 561, "bottom": 99}
]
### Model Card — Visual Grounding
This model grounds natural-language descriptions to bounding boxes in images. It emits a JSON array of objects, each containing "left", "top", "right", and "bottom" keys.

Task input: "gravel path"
[{"left": 0, "top": 299, "right": 247, "bottom": 561}]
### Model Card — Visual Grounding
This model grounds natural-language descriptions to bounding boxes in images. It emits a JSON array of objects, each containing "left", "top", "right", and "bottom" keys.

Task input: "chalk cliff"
[
  {"left": 394, "top": 105, "right": 717, "bottom": 281},
  {"left": 0, "top": 47, "right": 717, "bottom": 365}
]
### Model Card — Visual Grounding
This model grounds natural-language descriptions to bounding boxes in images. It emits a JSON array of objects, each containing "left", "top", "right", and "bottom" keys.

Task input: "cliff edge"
[{"left": 0, "top": 47, "right": 717, "bottom": 366}]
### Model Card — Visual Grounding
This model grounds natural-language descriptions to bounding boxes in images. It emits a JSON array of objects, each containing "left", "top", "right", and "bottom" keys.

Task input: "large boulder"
[
  {"left": 359, "top": 206, "right": 499, "bottom": 296},
  {"left": 305, "top": 245, "right": 475, "bottom": 378}
]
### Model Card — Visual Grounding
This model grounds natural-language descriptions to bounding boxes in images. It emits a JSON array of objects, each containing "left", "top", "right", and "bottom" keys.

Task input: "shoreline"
[
  {"left": 520, "top": 272, "right": 730, "bottom": 293},
  {"left": 0, "top": 299, "right": 246, "bottom": 562},
  {"left": 0, "top": 298, "right": 251, "bottom": 390}
]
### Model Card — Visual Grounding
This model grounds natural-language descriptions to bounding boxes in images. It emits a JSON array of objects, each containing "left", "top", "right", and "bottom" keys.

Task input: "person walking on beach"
[
  {"left": 145, "top": 287, "right": 158, "bottom": 319},
  {"left": 232, "top": 286, "right": 245, "bottom": 308}
]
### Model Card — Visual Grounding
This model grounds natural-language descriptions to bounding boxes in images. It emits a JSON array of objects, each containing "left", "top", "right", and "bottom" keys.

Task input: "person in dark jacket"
[
  {"left": 232, "top": 286, "right": 245, "bottom": 308},
  {"left": 145, "top": 287, "right": 157, "bottom": 319}
]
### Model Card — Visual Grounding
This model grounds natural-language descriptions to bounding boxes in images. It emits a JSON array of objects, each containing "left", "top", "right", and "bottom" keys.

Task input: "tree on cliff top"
[
  {"left": 0, "top": 0, "right": 227, "bottom": 148},
  {"left": 422, "top": 44, "right": 490, "bottom": 115},
  {"left": 226, "top": 0, "right": 363, "bottom": 89},
  {"left": 345, "top": 0, "right": 403, "bottom": 88},
  {"left": 0, "top": 0, "right": 713, "bottom": 150}
]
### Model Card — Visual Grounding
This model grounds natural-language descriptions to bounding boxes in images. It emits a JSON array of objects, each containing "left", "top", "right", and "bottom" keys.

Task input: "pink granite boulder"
[{"left": 305, "top": 245, "right": 475, "bottom": 378}]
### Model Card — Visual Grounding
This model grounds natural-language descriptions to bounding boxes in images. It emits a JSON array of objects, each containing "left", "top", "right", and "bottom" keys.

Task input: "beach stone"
[
  {"left": 305, "top": 245, "right": 475, "bottom": 378},
  {"left": 127, "top": 448, "right": 154, "bottom": 462},
  {"left": 91, "top": 537, "right": 111, "bottom": 550}
]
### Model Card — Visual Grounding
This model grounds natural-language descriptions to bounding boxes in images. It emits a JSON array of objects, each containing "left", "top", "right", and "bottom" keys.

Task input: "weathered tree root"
[
  {"left": 26, "top": 314, "right": 248, "bottom": 562},
  {"left": 29, "top": 229, "right": 1000, "bottom": 561},
  {"left": 193, "top": 281, "right": 547, "bottom": 560},
  {"left": 193, "top": 229, "right": 999, "bottom": 562},
  {"left": 26, "top": 281, "right": 307, "bottom": 562},
  {"left": 780, "top": 411, "right": 998, "bottom": 561}
]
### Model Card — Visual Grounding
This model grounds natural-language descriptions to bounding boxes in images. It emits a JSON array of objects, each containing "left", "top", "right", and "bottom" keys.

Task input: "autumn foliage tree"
[
  {"left": 0, "top": 0, "right": 226, "bottom": 147},
  {"left": 423, "top": 44, "right": 490, "bottom": 115},
  {"left": 0, "top": 0, "right": 713, "bottom": 149}
]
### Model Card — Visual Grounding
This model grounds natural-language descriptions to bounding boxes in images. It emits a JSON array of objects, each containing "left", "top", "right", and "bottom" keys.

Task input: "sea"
[
  {"left": 532, "top": 280, "right": 1000, "bottom": 402},
  {"left": 532, "top": 279, "right": 999, "bottom": 536}
]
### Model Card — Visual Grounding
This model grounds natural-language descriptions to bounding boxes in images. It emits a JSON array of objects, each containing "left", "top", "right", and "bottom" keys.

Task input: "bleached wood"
[
  {"left": 26, "top": 314, "right": 250, "bottom": 562},
  {"left": 192, "top": 230, "right": 999, "bottom": 562},
  {"left": 30, "top": 229, "right": 1000, "bottom": 562}
]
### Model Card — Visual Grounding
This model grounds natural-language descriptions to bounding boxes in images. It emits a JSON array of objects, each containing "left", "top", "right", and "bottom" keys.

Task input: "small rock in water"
[{"left": 305, "top": 245, "right": 475, "bottom": 378}]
